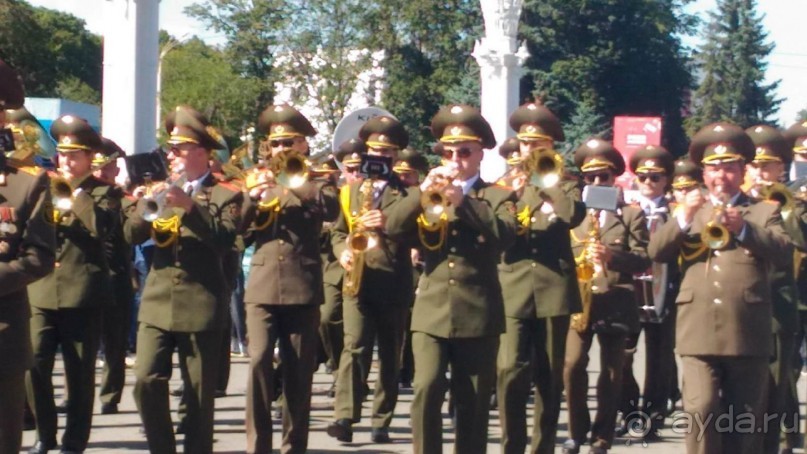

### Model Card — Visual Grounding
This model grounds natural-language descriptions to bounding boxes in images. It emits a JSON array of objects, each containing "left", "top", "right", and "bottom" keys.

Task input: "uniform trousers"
[
  {"left": 245, "top": 304, "right": 320, "bottom": 454},
  {"left": 0, "top": 371, "right": 26, "bottom": 453},
  {"left": 334, "top": 293, "right": 407, "bottom": 428},
  {"left": 680, "top": 355, "right": 769, "bottom": 454},
  {"left": 498, "top": 315, "right": 569, "bottom": 454},
  {"left": 319, "top": 281, "right": 344, "bottom": 375},
  {"left": 620, "top": 314, "right": 676, "bottom": 431},
  {"left": 27, "top": 307, "right": 101, "bottom": 451},
  {"left": 133, "top": 322, "right": 221, "bottom": 454},
  {"left": 99, "top": 274, "right": 134, "bottom": 406},
  {"left": 563, "top": 328, "right": 626, "bottom": 449},
  {"left": 764, "top": 328, "right": 798, "bottom": 453},
  {"left": 411, "top": 332, "right": 499, "bottom": 454}
]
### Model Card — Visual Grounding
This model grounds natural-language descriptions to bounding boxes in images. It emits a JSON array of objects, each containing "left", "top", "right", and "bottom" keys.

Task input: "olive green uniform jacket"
[
  {"left": 499, "top": 182, "right": 585, "bottom": 319},
  {"left": 129, "top": 173, "right": 242, "bottom": 332},
  {"left": 0, "top": 166, "right": 55, "bottom": 376},
  {"left": 385, "top": 179, "right": 518, "bottom": 338}
]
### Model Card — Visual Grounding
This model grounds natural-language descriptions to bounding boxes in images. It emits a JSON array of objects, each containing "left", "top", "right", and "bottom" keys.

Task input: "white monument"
[
  {"left": 102, "top": 0, "right": 160, "bottom": 156},
  {"left": 473, "top": 0, "right": 530, "bottom": 181}
]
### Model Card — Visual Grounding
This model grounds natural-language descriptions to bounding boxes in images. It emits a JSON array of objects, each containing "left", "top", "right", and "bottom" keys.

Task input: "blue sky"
[{"left": 26, "top": 0, "right": 807, "bottom": 126}]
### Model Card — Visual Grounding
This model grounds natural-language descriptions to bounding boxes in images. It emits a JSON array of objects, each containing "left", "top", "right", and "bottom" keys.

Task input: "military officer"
[
  {"left": 26, "top": 115, "right": 117, "bottom": 454},
  {"left": 242, "top": 104, "right": 339, "bottom": 454},
  {"left": 318, "top": 139, "right": 366, "bottom": 394},
  {"left": 562, "top": 138, "right": 650, "bottom": 454},
  {"left": 392, "top": 147, "right": 429, "bottom": 388},
  {"left": 783, "top": 120, "right": 807, "bottom": 452},
  {"left": 90, "top": 138, "right": 135, "bottom": 416},
  {"left": 618, "top": 145, "right": 680, "bottom": 440},
  {"left": 496, "top": 102, "right": 586, "bottom": 454},
  {"left": 385, "top": 104, "right": 518, "bottom": 453},
  {"left": 0, "top": 59, "right": 56, "bottom": 454},
  {"left": 745, "top": 125, "right": 805, "bottom": 454},
  {"left": 649, "top": 122, "right": 791, "bottom": 454},
  {"left": 130, "top": 106, "right": 242, "bottom": 454},
  {"left": 326, "top": 116, "right": 414, "bottom": 444}
]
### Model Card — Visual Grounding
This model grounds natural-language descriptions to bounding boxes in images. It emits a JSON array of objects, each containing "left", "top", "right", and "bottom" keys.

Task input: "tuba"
[
  {"left": 570, "top": 209, "right": 607, "bottom": 333},
  {"left": 523, "top": 147, "right": 564, "bottom": 189},
  {"left": 342, "top": 179, "right": 378, "bottom": 297}
]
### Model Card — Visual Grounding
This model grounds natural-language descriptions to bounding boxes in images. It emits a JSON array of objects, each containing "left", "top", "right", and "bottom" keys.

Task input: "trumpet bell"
[
  {"left": 143, "top": 200, "right": 161, "bottom": 222},
  {"left": 420, "top": 190, "right": 448, "bottom": 222},
  {"left": 525, "top": 148, "right": 563, "bottom": 189},
  {"left": 275, "top": 153, "right": 309, "bottom": 189},
  {"left": 701, "top": 221, "right": 730, "bottom": 250}
]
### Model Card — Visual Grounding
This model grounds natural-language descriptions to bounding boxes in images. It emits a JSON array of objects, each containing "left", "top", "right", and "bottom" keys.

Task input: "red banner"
[{"left": 613, "top": 116, "right": 662, "bottom": 188}]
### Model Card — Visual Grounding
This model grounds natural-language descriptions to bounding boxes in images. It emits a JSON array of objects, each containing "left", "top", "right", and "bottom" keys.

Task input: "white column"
[
  {"left": 473, "top": 0, "right": 529, "bottom": 182},
  {"left": 102, "top": 0, "right": 159, "bottom": 156}
]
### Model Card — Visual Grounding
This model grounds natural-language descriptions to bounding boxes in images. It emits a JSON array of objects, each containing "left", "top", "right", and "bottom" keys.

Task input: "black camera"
[
  {"left": 0, "top": 128, "right": 15, "bottom": 153},
  {"left": 359, "top": 154, "right": 392, "bottom": 180}
]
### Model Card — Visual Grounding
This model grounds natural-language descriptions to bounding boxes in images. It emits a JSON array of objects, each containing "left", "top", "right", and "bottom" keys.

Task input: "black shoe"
[
  {"left": 642, "top": 429, "right": 662, "bottom": 442},
  {"left": 176, "top": 419, "right": 186, "bottom": 435},
  {"left": 371, "top": 427, "right": 391, "bottom": 443},
  {"left": 327, "top": 382, "right": 336, "bottom": 398},
  {"left": 28, "top": 440, "right": 56, "bottom": 454},
  {"left": 170, "top": 386, "right": 184, "bottom": 397},
  {"left": 101, "top": 403, "right": 118, "bottom": 415},
  {"left": 60, "top": 449, "right": 83, "bottom": 454},
  {"left": 561, "top": 439, "right": 582, "bottom": 454},
  {"left": 214, "top": 390, "right": 226, "bottom": 398},
  {"left": 55, "top": 401, "right": 67, "bottom": 414},
  {"left": 326, "top": 419, "right": 353, "bottom": 442},
  {"left": 588, "top": 447, "right": 608, "bottom": 454}
]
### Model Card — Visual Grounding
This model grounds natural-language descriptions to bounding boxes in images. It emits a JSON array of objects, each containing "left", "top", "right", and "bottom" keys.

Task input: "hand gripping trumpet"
[
  {"left": 417, "top": 162, "right": 460, "bottom": 250},
  {"left": 244, "top": 152, "right": 310, "bottom": 191},
  {"left": 700, "top": 192, "right": 730, "bottom": 250},
  {"left": 140, "top": 172, "right": 188, "bottom": 223}
]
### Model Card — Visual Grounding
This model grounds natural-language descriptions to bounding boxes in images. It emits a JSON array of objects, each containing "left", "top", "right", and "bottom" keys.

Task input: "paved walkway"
[{"left": 20, "top": 336, "right": 807, "bottom": 453}]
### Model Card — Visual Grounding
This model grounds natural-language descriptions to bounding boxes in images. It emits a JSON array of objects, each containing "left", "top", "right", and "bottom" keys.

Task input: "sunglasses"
[
  {"left": 344, "top": 166, "right": 360, "bottom": 173},
  {"left": 270, "top": 139, "right": 295, "bottom": 148},
  {"left": 583, "top": 172, "right": 612, "bottom": 184},
  {"left": 442, "top": 147, "right": 473, "bottom": 159},
  {"left": 637, "top": 174, "right": 663, "bottom": 183}
]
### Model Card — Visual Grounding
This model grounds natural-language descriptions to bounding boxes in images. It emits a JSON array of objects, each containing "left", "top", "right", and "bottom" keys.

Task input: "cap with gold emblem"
[
  {"left": 335, "top": 138, "right": 366, "bottom": 167},
  {"left": 50, "top": 115, "right": 102, "bottom": 153},
  {"left": 257, "top": 104, "right": 316, "bottom": 140},
  {"left": 629, "top": 145, "right": 674, "bottom": 175},
  {"left": 431, "top": 104, "right": 496, "bottom": 149},
  {"left": 393, "top": 148, "right": 429, "bottom": 175},
  {"left": 574, "top": 138, "right": 626, "bottom": 176},
  {"left": 95, "top": 137, "right": 124, "bottom": 168},
  {"left": 746, "top": 125, "right": 791, "bottom": 165},
  {"left": 688, "top": 122, "right": 755, "bottom": 166},
  {"left": 309, "top": 154, "right": 339, "bottom": 176},
  {"left": 783, "top": 120, "right": 807, "bottom": 156},
  {"left": 359, "top": 116, "right": 408, "bottom": 150},
  {"left": 508, "top": 101, "right": 564, "bottom": 143},
  {"left": 164, "top": 105, "right": 222, "bottom": 151},
  {"left": 498, "top": 137, "right": 521, "bottom": 165},
  {"left": 0, "top": 59, "right": 24, "bottom": 110},
  {"left": 4, "top": 107, "right": 56, "bottom": 162},
  {"left": 671, "top": 158, "right": 702, "bottom": 191}
]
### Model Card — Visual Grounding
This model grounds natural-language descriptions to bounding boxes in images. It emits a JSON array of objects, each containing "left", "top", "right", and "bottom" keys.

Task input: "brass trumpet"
[
  {"left": 244, "top": 152, "right": 310, "bottom": 190},
  {"left": 759, "top": 182, "right": 794, "bottom": 214},
  {"left": 51, "top": 175, "right": 75, "bottom": 214},
  {"left": 524, "top": 147, "right": 563, "bottom": 189},
  {"left": 700, "top": 194, "right": 730, "bottom": 250},
  {"left": 420, "top": 162, "right": 459, "bottom": 224},
  {"left": 141, "top": 173, "right": 188, "bottom": 222}
]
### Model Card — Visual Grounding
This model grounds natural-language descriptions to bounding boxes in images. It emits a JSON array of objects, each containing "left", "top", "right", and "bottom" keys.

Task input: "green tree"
[
  {"left": 160, "top": 37, "right": 262, "bottom": 144},
  {"left": 362, "top": 0, "right": 483, "bottom": 151},
  {"left": 0, "top": 0, "right": 101, "bottom": 103},
  {"left": 185, "top": 0, "right": 284, "bottom": 118},
  {"left": 687, "top": 0, "right": 781, "bottom": 132},
  {"left": 521, "top": 0, "right": 694, "bottom": 153}
]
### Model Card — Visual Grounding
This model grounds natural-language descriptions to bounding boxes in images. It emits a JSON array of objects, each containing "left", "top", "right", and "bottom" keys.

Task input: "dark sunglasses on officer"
[
  {"left": 442, "top": 147, "right": 473, "bottom": 160},
  {"left": 636, "top": 173, "right": 664, "bottom": 184},
  {"left": 583, "top": 171, "right": 613, "bottom": 185}
]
